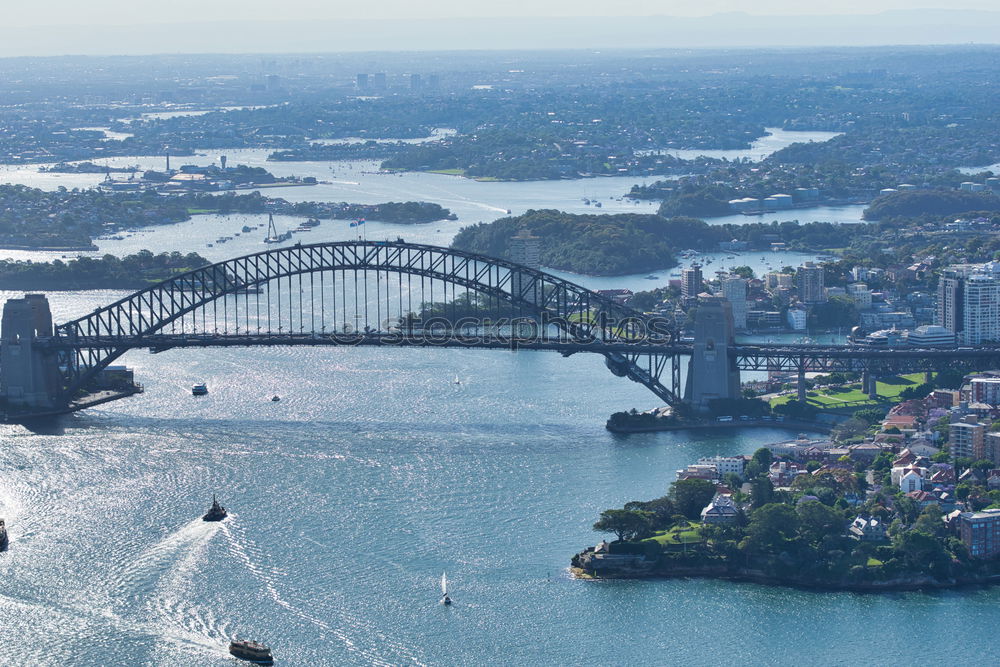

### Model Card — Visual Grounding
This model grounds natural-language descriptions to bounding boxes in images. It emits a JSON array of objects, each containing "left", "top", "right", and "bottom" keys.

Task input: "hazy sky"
[{"left": 8, "top": 1, "right": 1000, "bottom": 25}]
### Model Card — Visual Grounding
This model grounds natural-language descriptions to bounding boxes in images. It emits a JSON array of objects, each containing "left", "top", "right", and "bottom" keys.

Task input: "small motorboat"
[
  {"left": 452, "top": 375, "right": 461, "bottom": 385},
  {"left": 192, "top": 383, "right": 208, "bottom": 396},
  {"left": 440, "top": 571, "right": 452, "bottom": 605},
  {"left": 270, "top": 395, "right": 281, "bottom": 402},
  {"left": 229, "top": 639, "right": 273, "bottom": 665},
  {"left": 202, "top": 495, "right": 228, "bottom": 522},
  {"left": 0, "top": 518, "right": 8, "bottom": 551}
]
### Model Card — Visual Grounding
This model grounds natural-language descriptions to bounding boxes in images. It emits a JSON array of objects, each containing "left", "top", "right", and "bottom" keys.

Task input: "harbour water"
[
  {"left": 2, "top": 132, "right": 993, "bottom": 666},
  {"left": 1, "top": 291, "right": 998, "bottom": 666}
]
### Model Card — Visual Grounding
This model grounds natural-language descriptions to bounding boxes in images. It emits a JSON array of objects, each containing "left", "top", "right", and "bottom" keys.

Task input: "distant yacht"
[
  {"left": 440, "top": 572, "right": 452, "bottom": 605},
  {"left": 453, "top": 375, "right": 462, "bottom": 385},
  {"left": 271, "top": 395, "right": 281, "bottom": 402},
  {"left": 192, "top": 383, "right": 208, "bottom": 396}
]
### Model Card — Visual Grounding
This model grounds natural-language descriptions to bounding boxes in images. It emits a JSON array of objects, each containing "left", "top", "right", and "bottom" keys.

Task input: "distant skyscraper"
[
  {"left": 373, "top": 72, "right": 387, "bottom": 90},
  {"left": 681, "top": 264, "right": 703, "bottom": 300},
  {"left": 797, "top": 262, "right": 826, "bottom": 304},
  {"left": 410, "top": 73, "right": 422, "bottom": 90},
  {"left": 356, "top": 73, "right": 369, "bottom": 90},
  {"left": 721, "top": 275, "right": 748, "bottom": 330}
]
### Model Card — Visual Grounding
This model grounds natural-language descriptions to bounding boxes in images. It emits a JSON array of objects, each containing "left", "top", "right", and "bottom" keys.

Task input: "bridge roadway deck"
[
  {"left": 36, "top": 335, "right": 1000, "bottom": 372},
  {"left": 37, "top": 333, "right": 691, "bottom": 355}
]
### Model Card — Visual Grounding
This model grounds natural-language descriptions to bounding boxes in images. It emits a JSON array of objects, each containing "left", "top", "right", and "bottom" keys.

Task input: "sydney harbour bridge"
[{"left": 1, "top": 240, "right": 1000, "bottom": 422}]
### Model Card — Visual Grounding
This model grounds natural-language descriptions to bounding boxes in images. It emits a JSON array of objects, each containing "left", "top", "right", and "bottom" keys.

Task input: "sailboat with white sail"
[{"left": 440, "top": 572, "right": 452, "bottom": 605}]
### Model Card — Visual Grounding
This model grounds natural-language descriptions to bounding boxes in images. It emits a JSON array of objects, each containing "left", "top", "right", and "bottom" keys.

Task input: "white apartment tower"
[
  {"left": 937, "top": 262, "right": 1000, "bottom": 344},
  {"left": 721, "top": 275, "right": 748, "bottom": 330}
]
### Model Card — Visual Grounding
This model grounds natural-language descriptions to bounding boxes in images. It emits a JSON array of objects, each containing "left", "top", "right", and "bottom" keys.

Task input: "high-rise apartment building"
[
  {"left": 681, "top": 264, "right": 703, "bottom": 300},
  {"left": 509, "top": 228, "right": 541, "bottom": 302},
  {"left": 937, "top": 262, "right": 1000, "bottom": 344},
  {"left": 951, "top": 419, "right": 985, "bottom": 460},
  {"left": 797, "top": 262, "right": 826, "bottom": 304},
  {"left": 721, "top": 275, "right": 748, "bottom": 330}
]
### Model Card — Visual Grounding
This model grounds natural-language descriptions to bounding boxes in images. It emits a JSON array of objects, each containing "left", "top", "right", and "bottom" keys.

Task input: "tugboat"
[
  {"left": 192, "top": 383, "right": 208, "bottom": 396},
  {"left": 0, "top": 518, "right": 8, "bottom": 551},
  {"left": 229, "top": 639, "right": 273, "bottom": 665},
  {"left": 202, "top": 495, "right": 228, "bottom": 522}
]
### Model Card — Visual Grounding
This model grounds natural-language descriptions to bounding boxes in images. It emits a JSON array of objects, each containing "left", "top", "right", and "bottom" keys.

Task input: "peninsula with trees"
[
  {"left": 0, "top": 185, "right": 454, "bottom": 250},
  {"left": 0, "top": 251, "right": 210, "bottom": 290},
  {"left": 576, "top": 374, "right": 1000, "bottom": 591}
]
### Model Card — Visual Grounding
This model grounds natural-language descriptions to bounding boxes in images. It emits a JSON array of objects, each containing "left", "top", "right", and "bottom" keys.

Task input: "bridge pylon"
[
  {"left": 684, "top": 295, "right": 741, "bottom": 413},
  {"left": 0, "top": 294, "right": 61, "bottom": 411}
]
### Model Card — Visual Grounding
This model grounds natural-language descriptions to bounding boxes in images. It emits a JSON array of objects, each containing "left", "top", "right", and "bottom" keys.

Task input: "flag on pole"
[{"left": 350, "top": 218, "right": 366, "bottom": 227}]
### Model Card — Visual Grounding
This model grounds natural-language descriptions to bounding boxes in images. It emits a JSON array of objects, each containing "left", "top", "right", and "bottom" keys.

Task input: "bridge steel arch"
[{"left": 53, "top": 241, "right": 680, "bottom": 404}]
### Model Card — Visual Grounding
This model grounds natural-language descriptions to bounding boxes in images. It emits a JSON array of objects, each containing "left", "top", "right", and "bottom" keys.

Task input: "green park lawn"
[
  {"left": 645, "top": 523, "right": 704, "bottom": 545},
  {"left": 427, "top": 168, "right": 466, "bottom": 176},
  {"left": 770, "top": 372, "right": 925, "bottom": 411}
]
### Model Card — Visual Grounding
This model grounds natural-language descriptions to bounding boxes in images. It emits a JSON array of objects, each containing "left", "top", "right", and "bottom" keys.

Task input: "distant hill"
[{"left": 4, "top": 11, "right": 1000, "bottom": 56}]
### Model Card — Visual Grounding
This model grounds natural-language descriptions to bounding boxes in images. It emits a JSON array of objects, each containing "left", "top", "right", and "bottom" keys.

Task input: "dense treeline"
[
  {"left": 451, "top": 210, "right": 879, "bottom": 275},
  {"left": 286, "top": 200, "right": 454, "bottom": 224},
  {"left": 0, "top": 186, "right": 454, "bottom": 249},
  {"left": 863, "top": 190, "right": 1000, "bottom": 220},
  {"left": 0, "top": 251, "right": 209, "bottom": 290},
  {"left": 451, "top": 210, "right": 681, "bottom": 275}
]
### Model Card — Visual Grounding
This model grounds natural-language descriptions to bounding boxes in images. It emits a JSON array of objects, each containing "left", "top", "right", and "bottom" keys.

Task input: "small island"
[{"left": 573, "top": 441, "right": 1000, "bottom": 591}]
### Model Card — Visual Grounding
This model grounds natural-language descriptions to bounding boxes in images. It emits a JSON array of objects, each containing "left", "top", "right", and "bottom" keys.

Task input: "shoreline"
[
  {"left": 568, "top": 566, "right": 1000, "bottom": 593},
  {"left": 0, "top": 244, "right": 98, "bottom": 252},
  {"left": 606, "top": 417, "right": 833, "bottom": 434}
]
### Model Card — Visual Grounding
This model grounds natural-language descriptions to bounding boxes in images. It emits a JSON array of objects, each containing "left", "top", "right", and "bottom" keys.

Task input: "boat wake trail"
[
  {"left": 221, "top": 520, "right": 420, "bottom": 666},
  {"left": 109, "top": 517, "right": 228, "bottom": 657},
  {"left": 112, "top": 519, "right": 219, "bottom": 606}
]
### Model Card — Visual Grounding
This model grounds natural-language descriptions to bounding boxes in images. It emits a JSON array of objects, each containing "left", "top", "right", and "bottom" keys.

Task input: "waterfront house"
[
  {"left": 700, "top": 495, "right": 739, "bottom": 525},
  {"left": 675, "top": 464, "right": 720, "bottom": 482},
  {"left": 849, "top": 517, "right": 887, "bottom": 542}
]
